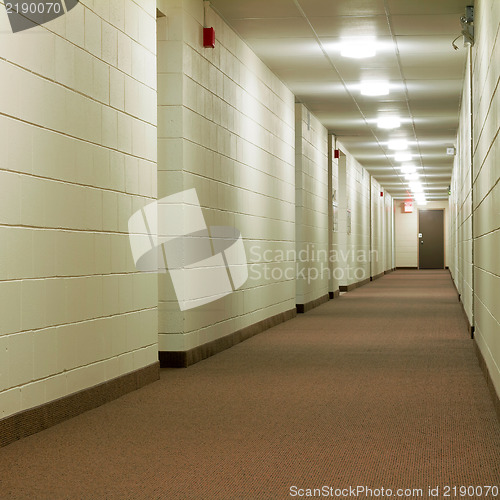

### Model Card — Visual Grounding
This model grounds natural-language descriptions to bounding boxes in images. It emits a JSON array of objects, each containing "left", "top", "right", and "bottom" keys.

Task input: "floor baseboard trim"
[
  {"left": 396, "top": 267, "right": 418, "bottom": 270},
  {"left": 371, "top": 271, "right": 385, "bottom": 281},
  {"left": 296, "top": 293, "right": 329, "bottom": 314},
  {"left": 0, "top": 362, "right": 160, "bottom": 448},
  {"left": 339, "top": 277, "right": 370, "bottom": 292},
  {"left": 449, "top": 275, "right": 461, "bottom": 301},
  {"left": 473, "top": 342, "right": 500, "bottom": 424},
  {"left": 329, "top": 290, "right": 340, "bottom": 300},
  {"left": 452, "top": 278, "right": 474, "bottom": 339},
  {"left": 159, "top": 308, "right": 297, "bottom": 368},
  {"left": 460, "top": 301, "right": 474, "bottom": 339}
]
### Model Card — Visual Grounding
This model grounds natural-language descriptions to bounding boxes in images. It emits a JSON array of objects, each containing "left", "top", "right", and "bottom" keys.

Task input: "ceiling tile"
[
  {"left": 244, "top": 37, "right": 323, "bottom": 58},
  {"left": 208, "top": 0, "right": 467, "bottom": 200},
  {"left": 229, "top": 18, "right": 312, "bottom": 38},
  {"left": 406, "top": 80, "right": 464, "bottom": 99},
  {"left": 390, "top": 15, "right": 463, "bottom": 36},
  {"left": 299, "top": 0, "right": 386, "bottom": 17},
  {"left": 272, "top": 66, "right": 338, "bottom": 82},
  {"left": 210, "top": 0, "right": 301, "bottom": 19},
  {"left": 309, "top": 15, "right": 391, "bottom": 37},
  {"left": 386, "top": 0, "right": 472, "bottom": 16},
  {"left": 396, "top": 35, "right": 467, "bottom": 54}
]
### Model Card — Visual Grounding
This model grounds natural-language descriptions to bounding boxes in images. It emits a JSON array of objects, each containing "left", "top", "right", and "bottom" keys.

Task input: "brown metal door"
[{"left": 418, "top": 209, "right": 444, "bottom": 269}]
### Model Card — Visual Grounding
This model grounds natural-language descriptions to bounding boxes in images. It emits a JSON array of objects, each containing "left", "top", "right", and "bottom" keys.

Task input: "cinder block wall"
[
  {"left": 157, "top": 0, "right": 296, "bottom": 354},
  {"left": 450, "top": 0, "right": 500, "bottom": 398},
  {"left": 371, "top": 177, "right": 392, "bottom": 278},
  {"left": 295, "top": 104, "right": 329, "bottom": 307},
  {"left": 336, "top": 146, "right": 372, "bottom": 287},
  {"left": 450, "top": 51, "right": 473, "bottom": 323},
  {"left": 0, "top": 1, "right": 158, "bottom": 420}
]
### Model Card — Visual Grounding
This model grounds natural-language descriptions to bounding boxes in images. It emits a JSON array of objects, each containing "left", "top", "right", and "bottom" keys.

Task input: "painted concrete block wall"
[
  {"left": 385, "top": 190, "right": 394, "bottom": 271},
  {"left": 449, "top": 49, "right": 473, "bottom": 324},
  {"left": 336, "top": 144, "right": 371, "bottom": 286},
  {"left": 0, "top": 1, "right": 158, "bottom": 420},
  {"left": 328, "top": 135, "right": 340, "bottom": 295},
  {"left": 295, "top": 104, "right": 329, "bottom": 305},
  {"left": 157, "top": 0, "right": 296, "bottom": 352},
  {"left": 395, "top": 201, "right": 450, "bottom": 268},
  {"left": 371, "top": 178, "right": 392, "bottom": 277},
  {"left": 470, "top": 0, "right": 500, "bottom": 397}
]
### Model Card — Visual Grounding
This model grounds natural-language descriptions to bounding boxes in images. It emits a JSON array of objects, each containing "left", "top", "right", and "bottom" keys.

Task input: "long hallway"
[{"left": 1, "top": 271, "right": 498, "bottom": 499}]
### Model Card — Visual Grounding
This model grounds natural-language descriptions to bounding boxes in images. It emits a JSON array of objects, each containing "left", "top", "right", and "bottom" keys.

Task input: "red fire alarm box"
[
  {"left": 380, "top": 191, "right": 384, "bottom": 197},
  {"left": 203, "top": 27, "right": 215, "bottom": 48},
  {"left": 334, "top": 149, "right": 340, "bottom": 159}
]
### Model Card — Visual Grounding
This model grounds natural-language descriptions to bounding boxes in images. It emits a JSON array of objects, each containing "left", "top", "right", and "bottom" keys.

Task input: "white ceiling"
[{"left": 209, "top": 0, "right": 472, "bottom": 200}]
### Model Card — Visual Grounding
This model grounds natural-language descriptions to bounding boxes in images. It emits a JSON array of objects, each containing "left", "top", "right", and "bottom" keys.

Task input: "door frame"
[{"left": 417, "top": 208, "right": 445, "bottom": 270}]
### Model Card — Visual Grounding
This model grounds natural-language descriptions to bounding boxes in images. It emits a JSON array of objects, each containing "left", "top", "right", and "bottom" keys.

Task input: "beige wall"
[
  {"left": 395, "top": 200, "right": 450, "bottom": 268},
  {"left": 450, "top": 50, "right": 473, "bottom": 323},
  {"left": 157, "top": 0, "right": 296, "bottom": 352},
  {"left": 295, "top": 104, "right": 329, "bottom": 305},
  {"left": 328, "top": 135, "right": 340, "bottom": 294},
  {"left": 450, "top": 0, "right": 500, "bottom": 398},
  {"left": 371, "top": 178, "right": 393, "bottom": 277},
  {"left": 0, "top": 1, "right": 158, "bottom": 420},
  {"left": 333, "top": 142, "right": 392, "bottom": 286},
  {"left": 336, "top": 144, "right": 372, "bottom": 286}
]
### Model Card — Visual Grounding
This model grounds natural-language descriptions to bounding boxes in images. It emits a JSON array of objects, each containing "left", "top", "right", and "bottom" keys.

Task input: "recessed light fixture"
[
  {"left": 388, "top": 139, "right": 408, "bottom": 151},
  {"left": 415, "top": 194, "right": 427, "bottom": 205},
  {"left": 377, "top": 116, "right": 401, "bottom": 129},
  {"left": 405, "top": 173, "right": 420, "bottom": 181},
  {"left": 395, "top": 153, "right": 412, "bottom": 162},
  {"left": 360, "top": 80, "right": 389, "bottom": 96},
  {"left": 401, "top": 165, "right": 417, "bottom": 174},
  {"left": 409, "top": 182, "right": 424, "bottom": 193},
  {"left": 400, "top": 164, "right": 416, "bottom": 174},
  {"left": 340, "top": 37, "right": 376, "bottom": 59}
]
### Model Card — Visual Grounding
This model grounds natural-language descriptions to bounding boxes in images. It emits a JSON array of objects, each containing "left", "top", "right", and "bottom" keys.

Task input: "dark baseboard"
[
  {"left": 371, "top": 271, "right": 384, "bottom": 281},
  {"left": 296, "top": 293, "right": 329, "bottom": 314},
  {"left": 159, "top": 308, "right": 297, "bottom": 368},
  {"left": 473, "top": 342, "right": 500, "bottom": 424},
  {"left": 449, "top": 275, "right": 460, "bottom": 300},
  {"left": 339, "top": 277, "right": 370, "bottom": 292},
  {"left": 451, "top": 278, "right": 474, "bottom": 338},
  {"left": 0, "top": 362, "right": 160, "bottom": 448},
  {"left": 396, "top": 266, "right": 418, "bottom": 270},
  {"left": 460, "top": 300, "right": 474, "bottom": 339},
  {"left": 329, "top": 290, "right": 340, "bottom": 300}
]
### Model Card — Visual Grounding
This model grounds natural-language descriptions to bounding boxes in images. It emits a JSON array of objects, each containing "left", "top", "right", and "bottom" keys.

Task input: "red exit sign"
[{"left": 403, "top": 201, "right": 413, "bottom": 213}]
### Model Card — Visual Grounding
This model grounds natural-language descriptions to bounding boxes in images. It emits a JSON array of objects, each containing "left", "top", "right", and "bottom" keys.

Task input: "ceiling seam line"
[
  {"left": 383, "top": 0, "right": 427, "bottom": 199},
  {"left": 292, "top": 0, "right": 406, "bottom": 197}
]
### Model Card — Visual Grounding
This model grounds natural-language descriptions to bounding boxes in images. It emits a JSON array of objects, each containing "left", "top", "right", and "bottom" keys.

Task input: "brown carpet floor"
[{"left": 0, "top": 270, "right": 499, "bottom": 499}]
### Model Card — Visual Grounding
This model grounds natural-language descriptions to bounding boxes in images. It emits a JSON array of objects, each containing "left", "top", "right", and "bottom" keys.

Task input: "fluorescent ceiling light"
[
  {"left": 360, "top": 80, "right": 389, "bottom": 96},
  {"left": 388, "top": 139, "right": 408, "bottom": 151},
  {"left": 405, "top": 173, "right": 419, "bottom": 181},
  {"left": 377, "top": 117, "right": 401, "bottom": 129},
  {"left": 409, "top": 182, "right": 424, "bottom": 193},
  {"left": 395, "top": 153, "right": 412, "bottom": 162},
  {"left": 400, "top": 164, "right": 416, "bottom": 174},
  {"left": 340, "top": 37, "right": 376, "bottom": 59},
  {"left": 415, "top": 194, "right": 427, "bottom": 205}
]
